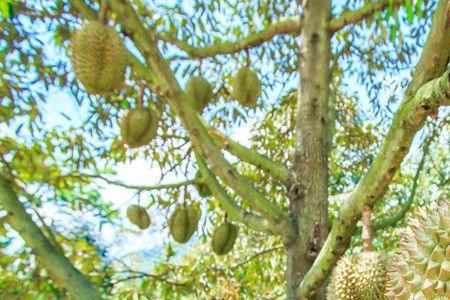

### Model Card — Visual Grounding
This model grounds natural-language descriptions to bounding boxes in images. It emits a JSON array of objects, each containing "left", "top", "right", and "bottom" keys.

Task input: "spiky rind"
[
  {"left": 386, "top": 200, "right": 450, "bottom": 300},
  {"left": 119, "top": 106, "right": 159, "bottom": 148},
  {"left": 194, "top": 171, "right": 212, "bottom": 198},
  {"left": 168, "top": 205, "right": 201, "bottom": 244},
  {"left": 211, "top": 222, "right": 238, "bottom": 256},
  {"left": 126, "top": 204, "right": 151, "bottom": 230},
  {"left": 70, "top": 21, "right": 128, "bottom": 95},
  {"left": 328, "top": 252, "right": 387, "bottom": 300},
  {"left": 186, "top": 76, "right": 213, "bottom": 112},
  {"left": 231, "top": 67, "right": 261, "bottom": 107}
]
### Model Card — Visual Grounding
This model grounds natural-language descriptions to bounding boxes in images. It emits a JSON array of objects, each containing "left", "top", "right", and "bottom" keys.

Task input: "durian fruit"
[
  {"left": 385, "top": 200, "right": 450, "bottom": 300},
  {"left": 119, "top": 106, "right": 159, "bottom": 148},
  {"left": 327, "top": 252, "right": 388, "bottom": 300},
  {"left": 231, "top": 67, "right": 261, "bottom": 107},
  {"left": 194, "top": 171, "right": 212, "bottom": 198},
  {"left": 126, "top": 204, "right": 151, "bottom": 230},
  {"left": 186, "top": 76, "right": 213, "bottom": 112},
  {"left": 168, "top": 205, "right": 201, "bottom": 243},
  {"left": 70, "top": 21, "right": 128, "bottom": 95},
  {"left": 211, "top": 222, "right": 238, "bottom": 256}
]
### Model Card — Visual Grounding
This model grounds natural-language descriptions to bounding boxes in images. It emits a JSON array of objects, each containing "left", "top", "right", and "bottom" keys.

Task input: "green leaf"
[{"left": 405, "top": 0, "right": 414, "bottom": 24}]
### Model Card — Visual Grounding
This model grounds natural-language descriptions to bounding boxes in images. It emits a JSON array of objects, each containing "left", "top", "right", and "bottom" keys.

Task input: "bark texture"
[{"left": 286, "top": 0, "right": 331, "bottom": 299}]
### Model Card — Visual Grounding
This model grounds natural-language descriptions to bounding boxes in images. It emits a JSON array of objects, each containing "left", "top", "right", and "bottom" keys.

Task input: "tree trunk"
[{"left": 286, "top": 0, "right": 331, "bottom": 299}]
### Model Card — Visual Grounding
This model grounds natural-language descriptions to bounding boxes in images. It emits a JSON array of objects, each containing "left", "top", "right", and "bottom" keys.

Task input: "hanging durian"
[
  {"left": 194, "top": 171, "right": 212, "bottom": 198},
  {"left": 231, "top": 66, "right": 261, "bottom": 107},
  {"left": 211, "top": 222, "right": 238, "bottom": 255},
  {"left": 328, "top": 252, "right": 388, "bottom": 300},
  {"left": 69, "top": 21, "right": 128, "bottom": 95},
  {"left": 126, "top": 204, "right": 151, "bottom": 230},
  {"left": 385, "top": 200, "right": 450, "bottom": 300},
  {"left": 119, "top": 106, "right": 159, "bottom": 148},
  {"left": 186, "top": 76, "right": 213, "bottom": 112},
  {"left": 168, "top": 205, "right": 201, "bottom": 243}
]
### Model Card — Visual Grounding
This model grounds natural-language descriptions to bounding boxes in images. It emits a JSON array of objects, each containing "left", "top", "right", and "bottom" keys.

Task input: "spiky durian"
[
  {"left": 168, "top": 205, "right": 201, "bottom": 243},
  {"left": 194, "top": 171, "right": 212, "bottom": 198},
  {"left": 126, "top": 204, "right": 151, "bottom": 230},
  {"left": 69, "top": 21, "right": 128, "bottom": 95},
  {"left": 386, "top": 200, "right": 450, "bottom": 300},
  {"left": 328, "top": 252, "right": 387, "bottom": 300},
  {"left": 186, "top": 76, "right": 213, "bottom": 112},
  {"left": 231, "top": 67, "right": 261, "bottom": 107},
  {"left": 119, "top": 106, "right": 159, "bottom": 148},
  {"left": 211, "top": 222, "right": 238, "bottom": 256}
]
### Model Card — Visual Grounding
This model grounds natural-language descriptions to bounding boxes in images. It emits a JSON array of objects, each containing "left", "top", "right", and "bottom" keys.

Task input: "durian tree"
[{"left": 0, "top": 0, "right": 449, "bottom": 299}]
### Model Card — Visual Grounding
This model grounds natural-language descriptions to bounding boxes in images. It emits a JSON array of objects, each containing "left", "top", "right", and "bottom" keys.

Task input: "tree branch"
[
  {"left": 157, "top": 16, "right": 302, "bottom": 59},
  {"left": 372, "top": 137, "right": 429, "bottom": 231},
  {"left": 297, "top": 1, "right": 450, "bottom": 290},
  {"left": 206, "top": 124, "right": 289, "bottom": 182},
  {"left": 329, "top": 0, "right": 403, "bottom": 32},
  {"left": 0, "top": 173, "right": 102, "bottom": 300},
  {"left": 158, "top": 0, "right": 399, "bottom": 58},
  {"left": 63, "top": 173, "right": 195, "bottom": 191},
  {"left": 195, "top": 154, "right": 280, "bottom": 235},
  {"left": 94, "top": 0, "right": 290, "bottom": 230}
]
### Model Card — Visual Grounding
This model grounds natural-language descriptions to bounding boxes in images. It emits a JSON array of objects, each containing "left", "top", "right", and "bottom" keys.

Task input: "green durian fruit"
[
  {"left": 186, "top": 76, "right": 213, "bottom": 112},
  {"left": 386, "top": 200, "right": 450, "bottom": 300},
  {"left": 126, "top": 204, "right": 151, "bottom": 230},
  {"left": 211, "top": 222, "right": 238, "bottom": 256},
  {"left": 194, "top": 171, "right": 212, "bottom": 198},
  {"left": 327, "top": 252, "right": 387, "bottom": 300},
  {"left": 168, "top": 205, "right": 201, "bottom": 243},
  {"left": 327, "top": 255, "right": 359, "bottom": 300},
  {"left": 231, "top": 67, "right": 261, "bottom": 107},
  {"left": 69, "top": 21, "right": 128, "bottom": 95},
  {"left": 119, "top": 106, "right": 159, "bottom": 148}
]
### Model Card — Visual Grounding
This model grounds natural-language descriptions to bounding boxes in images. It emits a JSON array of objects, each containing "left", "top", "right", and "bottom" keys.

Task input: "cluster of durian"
[
  {"left": 70, "top": 21, "right": 160, "bottom": 149},
  {"left": 184, "top": 66, "right": 262, "bottom": 111},
  {"left": 385, "top": 200, "right": 450, "bottom": 299},
  {"left": 126, "top": 204, "right": 151, "bottom": 230},
  {"left": 327, "top": 252, "right": 388, "bottom": 300},
  {"left": 70, "top": 21, "right": 128, "bottom": 95},
  {"left": 167, "top": 204, "right": 238, "bottom": 255},
  {"left": 328, "top": 200, "right": 449, "bottom": 300}
]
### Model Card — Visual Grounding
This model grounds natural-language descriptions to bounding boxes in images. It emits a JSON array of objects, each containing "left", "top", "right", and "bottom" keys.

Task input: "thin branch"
[
  {"left": 329, "top": 0, "right": 403, "bottom": 32},
  {"left": 157, "top": 0, "right": 399, "bottom": 59},
  {"left": 211, "top": 245, "right": 283, "bottom": 272},
  {"left": 372, "top": 137, "right": 430, "bottom": 231},
  {"left": 63, "top": 173, "right": 195, "bottom": 191},
  {"left": 157, "top": 16, "right": 302, "bottom": 59}
]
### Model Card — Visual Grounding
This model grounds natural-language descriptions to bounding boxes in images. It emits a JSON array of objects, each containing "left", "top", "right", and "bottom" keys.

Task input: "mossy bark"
[{"left": 286, "top": 0, "right": 331, "bottom": 299}]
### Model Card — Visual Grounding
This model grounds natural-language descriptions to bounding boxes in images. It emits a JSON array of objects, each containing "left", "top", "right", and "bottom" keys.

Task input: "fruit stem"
[
  {"left": 362, "top": 205, "right": 372, "bottom": 252},
  {"left": 98, "top": 2, "right": 110, "bottom": 25}
]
